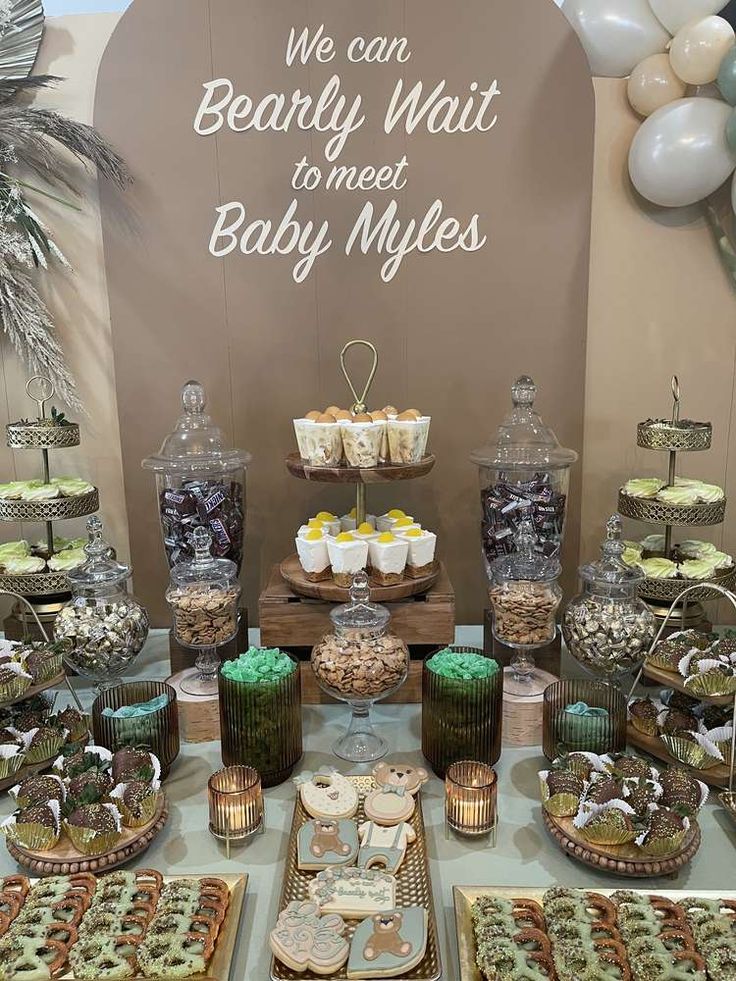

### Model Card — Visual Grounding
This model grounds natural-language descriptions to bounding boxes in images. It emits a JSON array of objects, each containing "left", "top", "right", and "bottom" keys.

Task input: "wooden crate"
[{"left": 259, "top": 563, "right": 455, "bottom": 662}]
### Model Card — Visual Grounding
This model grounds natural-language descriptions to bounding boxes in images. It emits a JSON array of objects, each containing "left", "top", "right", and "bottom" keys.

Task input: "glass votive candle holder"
[
  {"left": 208, "top": 765, "right": 263, "bottom": 851},
  {"left": 445, "top": 760, "right": 498, "bottom": 840},
  {"left": 542, "top": 678, "right": 627, "bottom": 761},
  {"left": 92, "top": 680, "right": 180, "bottom": 778}
]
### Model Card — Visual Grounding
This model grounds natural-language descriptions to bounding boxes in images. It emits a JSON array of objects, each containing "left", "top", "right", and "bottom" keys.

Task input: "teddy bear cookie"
[
  {"left": 270, "top": 900, "right": 349, "bottom": 974},
  {"left": 308, "top": 866, "right": 397, "bottom": 919},
  {"left": 297, "top": 818, "right": 359, "bottom": 871},
  {"left": 373, "top": 761, "right": 429, "bottom": 796},
  {"left": 295, "top": 767, "right": 359, "bottom": 820},
  {"left": 347, "top": 907, "right": 428, "bottom": 978},
  {"left": 364, "top": 760, "right": 428, "bottom": 825},
  {"left": 357, "top": 820, "right": 416, "bottom": 873}
]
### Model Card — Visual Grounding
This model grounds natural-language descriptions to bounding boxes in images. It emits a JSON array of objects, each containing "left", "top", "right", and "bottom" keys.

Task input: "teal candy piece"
[
  {"left": 221, "top": 645, "right": 296, "bottom": 683},
  {"left": 718, "top": 48, "right": 736, "bottom": 106},
  {"left": 297, "top": 818, "right": 359, "bottom": 870},
  {"left": 727, "top": 108, "right": 736, "bottom": 155},
  {"left": 563, "top": 702, "right": 609, "bottom": 719},
  {"left": 425, "top": 648, "right": 498, "bottom": 680},
  {"left": 347, "top": 907, "right": 427, "bottom": 976},
  {"left": 101, "top": 693, "right": 170, "bottom": 719}
]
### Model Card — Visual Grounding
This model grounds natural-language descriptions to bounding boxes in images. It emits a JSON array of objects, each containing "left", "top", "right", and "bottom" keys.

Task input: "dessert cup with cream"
[
  {"left": 340, "top": 508, "right": 376, "bottom": 532},
  {"left": 376, "top": 509, "right": 413, "bottom": 533},
  {"left": 327, "top": 532, "right": 369, "bottom": 587},
  {"left": 301, "top": 415, "right": 343, "bottom": 467},
  {"left": 368, "top": 533, "right": 409, "bottom": 585},
  {"left": 387, "top": 410, "right": 431, "bottom": 464},
  {"left": 311, "top": 512, "right": 341, "bottom": 537},
  {"left": 295, "top": 529, "right": 331, "bottom": 582},
  {"left": 402, "top": 529, "right": 437, "bottom": 578},
  {"left": 341, "top": 415, "right": 384, "bottom": 468}
]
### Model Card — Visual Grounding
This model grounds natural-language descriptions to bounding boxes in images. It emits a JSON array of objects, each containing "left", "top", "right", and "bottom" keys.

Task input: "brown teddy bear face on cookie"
[
  {"left": 310, "top": 820, "right": 352, "bottom": 858},
  {"left": 373, "top": 762, "right": 428, "bottom": 796},
  {"left": 363, "top": 912, "right": 412, "bottom": 960}
]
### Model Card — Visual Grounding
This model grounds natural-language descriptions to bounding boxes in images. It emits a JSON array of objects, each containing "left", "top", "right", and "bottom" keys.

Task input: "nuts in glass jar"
[
  {"left": 168, "top": 585, "right": 239, "bottom": 647},
  {"left": 311, "top": 633, "right": 407, "bottom": 700},
  {"left": 489, "top": 581, "right": 560, "bottom": 646}
]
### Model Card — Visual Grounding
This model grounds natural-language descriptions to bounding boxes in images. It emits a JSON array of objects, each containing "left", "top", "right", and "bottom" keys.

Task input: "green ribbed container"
[
  {"left": 421, "top": 646, "right": 503, "bottom": 778},
  {"left": 218, "top": 657, "right": 302, "bottom": 787}
]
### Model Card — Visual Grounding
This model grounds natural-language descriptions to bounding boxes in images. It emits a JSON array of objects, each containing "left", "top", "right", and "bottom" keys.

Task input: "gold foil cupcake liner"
[
  {"left": 684, "top": 673, "right": 736, "bottom": 698},
  {"left": 24, "top": 734, "right": 65, "bottom": 765},
  {"left": 3, "top": 820, "right": 60, "bottom": 852},
  {"left": 638, "top": 831, "right": 687, "bottom": 858},
  {"left": 645, "top": 652, "right": 679, "bottom": 673},
  {"left": 580, "top": 823, "right": 638, "bottom": 846},
  {"left": 0, "top": 751, "right": 25, "bottom": 780},
  {"left": 0, "top": 674, "right": 31, "bottom": 703},
  {"left": 660, "top": 734, "right": 721, "bottom": 770},
  {"left": 115, "top": 789, "right": 161, "bottom": 829},
  {"left": 543, "top": 793, "right": 580, "bottom": 818},
  {"left": 630, "top": 715, "right": 659, "bottom": 738},
  {"left": 62, "top": 822, "right": 123, "bottom": 856}
]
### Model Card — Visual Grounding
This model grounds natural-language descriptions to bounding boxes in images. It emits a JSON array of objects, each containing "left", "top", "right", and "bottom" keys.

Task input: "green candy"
[
  {"left": 718, "top": 48, "right": 736, "bottom": 107},
  {"left": 221, "top": 645, "right": 296, "bottom": 683},
  {"left": 426, "top": 648, "right": 498, "bottom": 680},
  {"left": 101, "top": 694, "right": 170, "bottom": 719}
]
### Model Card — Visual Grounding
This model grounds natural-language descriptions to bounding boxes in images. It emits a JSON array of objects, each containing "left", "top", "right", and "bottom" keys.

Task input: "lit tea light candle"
[
  {"left": 208, "top": 765, "right": 263, "bottom": 854},
  {"left": 445, "top": 760, "right": 497, "bottom": 838}
]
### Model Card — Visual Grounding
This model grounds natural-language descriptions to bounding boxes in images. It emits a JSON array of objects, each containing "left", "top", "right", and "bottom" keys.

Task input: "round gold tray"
[
  {"left": 637, "top": 419, "right": 712, "bottom": 452},
  {"left": 285, "top": 452, "right": 435, "bottom": 484},
  {"left": 638, "top": 565, "right": 736, "bottom": 603},
  {"left": 618, "top": 490, "right": 726, "bottom": 526},
  {"left": 0, "top": 487, "right": 98, "bottom": 523},
  {"left": 6, "top": 421, "right": 80, "bottom": 450},
  {"left": 280, "top": 553, "right": 440, "bottom": 601},
  {"left": 542, "top": 809, "right": 701, "bottom": 878},
  {"left": 6, "top": 794, "right": 168, "bottom": 876},
  {"left": 0, "top": 570, "right": 71, "bottom": 596}
]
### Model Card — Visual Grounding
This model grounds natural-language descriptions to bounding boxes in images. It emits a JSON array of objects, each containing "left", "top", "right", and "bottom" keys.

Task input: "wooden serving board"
[
  {"left": 642, "top": 661, "right": 736, "bottom": 706},
  {"left": 542, "top": 809, "right": 700, "bottom": 877},
  {"left": 627, "top": 723, "right": 733, "bottom": 787},
  {"left": 285, "top": 452, "right": 435, "bottom": 484},
  {"left": 280, "top": 553, "right": 440, "bottom": 602},
  {"left": 7, "top": 795, "right": 168, "bottom": 875},
  {"left": 453, "top": 886, "right": 736, "bottom": 981}
]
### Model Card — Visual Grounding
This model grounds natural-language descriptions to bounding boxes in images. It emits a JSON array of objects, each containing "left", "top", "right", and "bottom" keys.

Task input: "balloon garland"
[{"left": 563, "top": 0, "right": 736, "bottom": 279}]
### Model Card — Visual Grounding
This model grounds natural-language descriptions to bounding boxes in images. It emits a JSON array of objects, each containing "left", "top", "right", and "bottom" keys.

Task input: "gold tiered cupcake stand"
[
  {"left": 0, "top": 377, "right": 99, "bottom": 637},
  {"left": 617, "top": 377, "right": 735, "bottom": 627}
]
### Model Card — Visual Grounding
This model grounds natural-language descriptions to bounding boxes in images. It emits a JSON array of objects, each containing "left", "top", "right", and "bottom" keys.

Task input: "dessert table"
[{"left": 2, "top": 630, "right": 736, "bottom": 980}]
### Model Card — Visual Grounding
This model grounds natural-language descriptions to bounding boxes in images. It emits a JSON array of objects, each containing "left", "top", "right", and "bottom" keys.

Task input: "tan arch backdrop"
[{"left": 94, "top": 0, "right": 595, "bottom": 625}]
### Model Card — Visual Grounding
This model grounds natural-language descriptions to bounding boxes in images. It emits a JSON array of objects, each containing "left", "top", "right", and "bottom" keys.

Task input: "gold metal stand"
[{"left": 340, "top": 339, "right": 378, "bottom": 526}]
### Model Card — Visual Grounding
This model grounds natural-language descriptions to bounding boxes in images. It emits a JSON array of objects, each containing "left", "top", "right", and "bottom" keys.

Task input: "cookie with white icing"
[
  {"left": 307, "top": 866, "right": 396, "bottom": 919},
  {"left": 357, "top": 820, "right": 416, "bottom": 873},
  {"left": 295, "top": 767, "right": 359, "bottom": 820},
  {"left": 297, "top": 818, "right": 359, "bottom": 871},
  {"left": 347, "top": 907, "right": 428, "bottom": 978},
  {"left": 364, "top": 786, "right": 416, "bottom": 826},
  {"left": 270, "top": 900, "right": 349, "bottom": 974}
]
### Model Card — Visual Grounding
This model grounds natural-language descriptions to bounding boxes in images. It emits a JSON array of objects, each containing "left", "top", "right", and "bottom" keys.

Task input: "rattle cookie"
[
  {"left": 297, "top": 819, "right": 359, "bottom": 871},
  {"left": 347, "top": 907, "right": 428, "bottom": 979},
  {"left": 295, "top": 768, "right": 359, "bottom": 820},
  {"left": 357, "top": 820, "right": 415, "bottom": 873},
  {"left": 270, "top": 901, "right": 349, "bottom": 975}
]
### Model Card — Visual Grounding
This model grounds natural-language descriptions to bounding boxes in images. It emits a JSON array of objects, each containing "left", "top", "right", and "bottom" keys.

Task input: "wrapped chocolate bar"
[
  {"left": 143, "top": 380, "right": 250, "bottom": 570},
  {"left": 471, "top": 376, "right": 577, "bottom": 579}
]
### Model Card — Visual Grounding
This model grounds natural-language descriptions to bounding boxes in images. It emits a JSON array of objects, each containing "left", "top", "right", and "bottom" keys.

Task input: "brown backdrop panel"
[{"left": 95, "top": 0, "right": 594, "bottom": 626}]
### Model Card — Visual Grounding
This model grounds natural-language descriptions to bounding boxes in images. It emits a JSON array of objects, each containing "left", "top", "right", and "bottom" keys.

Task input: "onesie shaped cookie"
[
  {"left": 347, "top": 907, "right": 428, "bottom": 978},
  {"left": 270, "top": 900, "right": 349, "bottom": 974},
  {"left": 295, "top": 767, "right": 359, "bottom": 820},
  {"left": 357, "top": 820, "right": 416, "bottom": 873},
  {"left": 297, "top": 818, "right": 359, "bottom": 871}
]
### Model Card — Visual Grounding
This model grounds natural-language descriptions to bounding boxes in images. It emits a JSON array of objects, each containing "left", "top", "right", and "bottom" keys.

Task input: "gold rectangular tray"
[
  {"left": 23, "top": 872, "right": 248, "bottom": 981},
  {"left": 453, "top": 886, "right": 736, "bottom": 981},
  {"left": 271, "top": 775, "right": 441, "bottom": 981}
]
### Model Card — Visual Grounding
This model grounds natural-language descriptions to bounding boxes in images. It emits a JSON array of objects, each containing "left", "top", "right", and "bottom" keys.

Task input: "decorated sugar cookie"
[
  {"left": 372, "top": 761, "right": 428, "bottom": 796},
  {"left": 347, "top": 907, "right": 428, "bottom": 978},
  {"left": 357, "top": 820, "right": 416, "bottom": 873},
  {"left": 364, "top": 785, "right": 415, "bottom": 826},
  {"left": 297, "top": 818, "right": 359, "bottom": 871},
  {"left": 270, "top": 900, "right": 349, "bottom": 974},
  {"left": 307, "top": 866, "right": 396, "bottom": 919},
  {"left": 295, "top": 767, "right": 359, "bottom": 820}
]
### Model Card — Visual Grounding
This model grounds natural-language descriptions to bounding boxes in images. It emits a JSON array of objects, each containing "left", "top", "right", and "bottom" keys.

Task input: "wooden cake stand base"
[
  {"left": 166, "top": 670, "right": 220, "bottom": 743},
  {"left": 8, "top": 796, "right": 168, "bottom": 876},
  {"left": 542, "top": 809, "right": 700, "bottom": 878},
  {"left": 280, "top": 554, "right": 440, "bottom": 602},
  {"left": 502, "top": 668, "right": 558, "bottom": 748}
]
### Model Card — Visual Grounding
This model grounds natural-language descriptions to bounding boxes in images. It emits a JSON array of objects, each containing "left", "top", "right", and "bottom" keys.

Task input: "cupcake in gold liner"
[
  {"left": 0, "top": 662, "right": 32, "bottom": 703},
  {"left": 635, "top": 808, "right": 689, "bottom": 857},
  {"left": 0, "top": 744, "right": 25, "bottom": 780},
  {"left": 628, "top": 697, "right": 661, "bottom": 737},
  {"left": 660, "top": 732, "right": 723, "bottom": 770},
  {"left": 645, "top": 637, "right": 691, "bottom": 673},
  {"left": 539, "top": 769, "right": 584, "bottom": 818},
  {"left": 1, "top": 800, "right": 61, "bottom": 851},
  {"left": 110, "top": 780, "right": 162, "bottom": 828},
  {"left": 23, "top": 726, "right": 67, "bottom": 765},
  {"left": 682, "top": 658, "right": 736, "bottom": 698},
  {"left": 573, "top": 800, "right": 638, "bottom": 845},
  {"left": 706, "top": 725, "right": 734, "bottom": 766},
  {"left": 63, "top": 802, "right": 123, "bottom": 855},
  {"left": 20, "top": 647, "right": 63, "bottom": 686}
]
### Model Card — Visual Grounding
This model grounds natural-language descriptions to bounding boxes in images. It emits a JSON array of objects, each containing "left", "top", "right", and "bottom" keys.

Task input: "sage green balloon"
[
  {"left": 717, "top": 48, "right": 736, "bottom": 105},
  {"left": 727, "top": 108, "right": 736, "bottom": 154}
]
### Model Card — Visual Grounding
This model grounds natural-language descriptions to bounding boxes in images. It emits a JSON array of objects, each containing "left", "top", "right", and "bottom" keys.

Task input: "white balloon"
[
  {"left": 628, "top": 53, "right": 687, "bottom": 115},
  {"left": 669, "top": 15, "right": 735, "bottom": 85},
  {"left": 629, "top": 97, "right": 736, "bottom": 206},
  {"left": 562, "top": 0, "right": 671, "bottom": 77},
  {"left": 648, "top": 0, "right": 727, "bottom": 35}
]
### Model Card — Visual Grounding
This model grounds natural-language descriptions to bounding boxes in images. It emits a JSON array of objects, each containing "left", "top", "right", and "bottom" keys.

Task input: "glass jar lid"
[
  {"left": 490, "top": 515, "right": 561, "bottom": 583},
  {"left": 142, "top": 380, "right": 251, "bottom": 474},
  {"left": 169, "top": 526, "right": 239, "bottom": 587},
  {"left": 67, "top": 516, "right": 131, "bottom": 586},
  {"left": 470, "top": 375, "right": 578, "bottom": 470},
  {"left": 330, "top": 571, "right": 391, "bottom": 634},
  {"left": 578, "top": 514, "right": 644, "bottom": 586}
]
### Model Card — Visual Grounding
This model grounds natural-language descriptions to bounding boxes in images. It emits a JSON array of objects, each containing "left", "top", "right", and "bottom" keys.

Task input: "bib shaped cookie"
[
  {"left": 347, "top": 907, "right": 428, "bottom": 978},
  {"left": 296, "top": 768, "right": 359, "bottom": 820}
]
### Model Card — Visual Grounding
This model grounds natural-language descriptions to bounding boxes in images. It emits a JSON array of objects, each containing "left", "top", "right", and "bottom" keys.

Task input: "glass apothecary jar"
[
  {"left": 470, "top": 375, "right": 578, "bottom": 580},
  {"left": 165, "top": 526, "right": 241, "bottom": 697},
  {"left": 142, "top": 380, "right": 251, "bottom": 571},
  {"left": 562, "top": 514, "right": 656, "bottom": 681},
  {"left": 311, "top": 572, "right": 409, "bottom": 763},
  {"left": 55, "top": 517, "right": 149, "bottom": 691}
]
